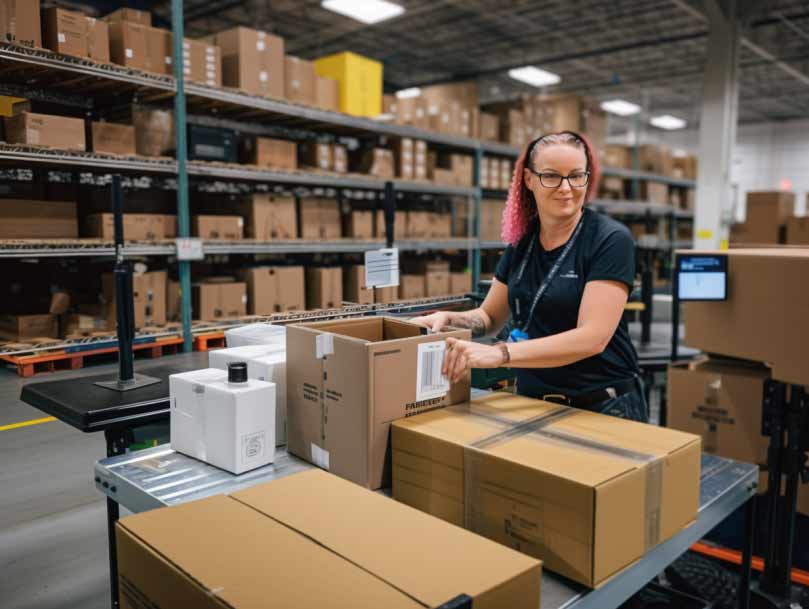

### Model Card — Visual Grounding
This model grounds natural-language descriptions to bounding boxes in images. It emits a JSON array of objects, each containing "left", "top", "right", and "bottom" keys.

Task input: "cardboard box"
[
  {"left": 103, "top": 270, "right": 167, "bottom": 329},
  {"left": 192, "top": 215, "right": 244, "bottom": 240},
  {"left": 85, "top": 17, "right": 109, "bottom": 62},
  {"left": 0, "top": 0, "right": 41, "bottom": 47},
  {"left": 450, "top": 272, "right": 471, "bottom": 294},
  {"left": 425, "top": 270, "right": 450, "bottom": 297},
  {"left": 352, "top": 147, "right": 394, "bottom": 179},
  {"left": 102, "top": 8, "right": 151, "bottom": 26},
  {"left": 332, "top": 144, "right": 347, "bottom": 173},
  {"left": 4, "top": 112, "right": 85, "bottom": 151},
  {"left": 0, "top": 199, "right": 77, "bottom": 238},
  {"left": 299, "top": 142, "right": 332, "bottom": 171},
  {"left": 667, "top": 358, "right": 809, "bottom": 516},
  {"left": 375, "top": 286, "right": 398, "bottom": 304},
  {"left": 735, "top": 191, "right": 795, "bottom": 244},
  {"left": 193, "top": 281, "right": 247, "bottom": 320},
  {"left": 0, "top": 314, "right": 58, "bottom": 341},
  {"left": 286, "top": 318, "right": 471, "bottom": 489},
  {"left": 42, "top": 8, "right": 86, "bottom": 57},
  {"left": 640, "top": 181, "right": 669, "bottom": 205},
  {"left": 315, "top": 75, "right": 339, "bottom": 112},
  {"left": 115, "top": 469, "right": 542, "bottom": 609},
  {"left": 346, "top": 210, "right": 374, "bottom": 239},
  {"left": 234, "top": 193, "right": 297, "bottom": 240},
  {"left": 392, "top": 392, "right": 701, "bottom": 587},
  {"left": 343, "top": 265, "right": 374, "bottom": 305},
  {"left": 672, "top": 155, "right": 698, "bottom": 180},
  {"left": 62, "top": 314, "right": 99, "bottom": 338},
  {"left": 604, "top": 145, "right": 631, "bottom": 169},
  {"left": 144, "top": 27, "right": 172, "bottom": 75},
  {"left": 396, "top": 97, "right": 429, "bottom": 129},
  {"left": 182, "top": 39, "right": 222, "bottom": 87},
  {"left": 166, "top": 280, "right": 180, "bottom": 321},
  {"left": 240, "top": 266, "right": 305, "bottom": 314},
  {"left": 399, "top": 274, "right": 425, "bottom": 300},
  {"left": 682, "top": 248, "right": 809, "bottom": 385},
  {"left": 637, "top": 145, "right": 673, "bottom": 176},
  {"left": 306, "top": 267, "right": 342, "bottom": 310},
  {"left": 243, "top": 137, "right": 296, "bottom": 170},
  {"left": 787, "top": 216, "right": 809, "bottom": 245},
  {"left": 299, "top": 198, "right": 341, "bottom": 239},
  {"left": 451, "top": 154, "right": 474, "bottom": 186},
  {"left": 161, "top": 215, "right": 176, "bottom": 238},
  {"left": 479, "top": 112, "right": 499, "bottom": 141},
  {"left": 314, "top": 51, "right": 382, "bottom": 117},
  {"left": 132, "top": 106, "right": 174, "bottom": 157},
  {"left": 209, "top": 27, "right": 284, "bottom": 98},
  {"left": 109, "top": 21, "right": 148, "bottom": 70},
  {"left": 382, "top": 93, "right": 397, "bottom": 116},
  {"left": 91, "top": 122, "right": 135, "bottom": 156},
  {"left": 84, "top": 213, "right": 165, "bottom": 240},
  {"left": 500, "top": 159, "right": 513, "bottom": 190},
  {"left": 284, "top": 55, "right": 316, "bottom": 105},
  {"left": 480, "top": 199, "right": 504, "bottom": 242},
  {"left": 392, "top": 138, "right": 414, "bottom": 180}
]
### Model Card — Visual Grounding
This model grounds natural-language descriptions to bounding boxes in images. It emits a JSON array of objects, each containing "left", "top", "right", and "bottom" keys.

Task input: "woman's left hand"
[{"left": 442, "top": 337, "right": 505, "bottom": 383}]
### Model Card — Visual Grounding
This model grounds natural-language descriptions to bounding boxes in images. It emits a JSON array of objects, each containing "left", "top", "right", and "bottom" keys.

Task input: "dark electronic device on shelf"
[{"left": 188, "top": 125, "right": 238, "bottom": 163}]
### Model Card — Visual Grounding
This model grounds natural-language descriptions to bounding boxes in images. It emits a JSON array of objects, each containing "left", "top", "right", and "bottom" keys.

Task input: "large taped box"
[
  {"left": 241, "top": 265, "right": 305, "bottom": 314},
  {"left": 286, "top": 317, "right": 471, "bottom": 489},
  {"left": 0, "top": 314, "right": 58, "bottom": 341},
  {"left": 667, "top": 358, "right": 809, "bottom": 516},
  {"left": 0, "top": 200, "right": 77, "bottom": 238},
  {"left": 734, "top": 191, "right": 795, "bottom": 245},
  {"left": 207, "top": 27, "right": 285, "bottom": 98},
  {"left": 4, "top": 112, "right": 85, "bottom": 151},
  {"left": 305, "top": 267, "right": 342, "bottom": 310},
  {"left": 284, "top": 56, "right": 316, "bottom": 105},
  {"left": 193, "top": 281, "right": 247, "bottom": 320},
  {"left": 0, "top": 0, "right": 41, "bottom": 48},
  {"left": 242, "top": 137, "right": 297, "bottom": 170},
  {"left": 116, "top": 469, "right": 542, "bottom": 609},
  {"left": 42, "top": 8, "right": 86, "bottom": 57},
  {"left": 91, "top": 122, "right": 136, "bottom": 156},
  {"left": 343, "top": 265, "right": 374, "bottom": 305},
  {"left": 84, "top": 213, "right": 165, "bottom": 240},
  {"left": 392, "top": 392, "right": 701, "bottom": 587},
  {"left": 682, "top": 248, "right": 809, "bottom": 386},
  {"left": 109, "top": 21, "right": 148, "bottom": 70}
]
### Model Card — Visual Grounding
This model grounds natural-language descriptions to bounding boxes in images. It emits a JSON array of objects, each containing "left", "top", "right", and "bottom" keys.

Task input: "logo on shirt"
[{"left": 560, "top": 270, "right": 579, "bottom": 279}]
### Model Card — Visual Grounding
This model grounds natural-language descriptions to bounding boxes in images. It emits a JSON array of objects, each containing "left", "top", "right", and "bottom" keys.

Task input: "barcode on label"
[{"left": 416, "top": 342, "right": 450, "bottom": 402}]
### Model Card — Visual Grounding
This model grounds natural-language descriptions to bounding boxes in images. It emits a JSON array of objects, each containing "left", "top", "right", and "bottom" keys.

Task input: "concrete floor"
[{"left": 0, "top": 352, "right": 208, "bottom": 609}]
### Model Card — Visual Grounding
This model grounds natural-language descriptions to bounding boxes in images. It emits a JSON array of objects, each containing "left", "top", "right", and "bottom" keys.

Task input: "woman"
[{"left": 412, "top": 131, "right": 647, "bottom": 422}]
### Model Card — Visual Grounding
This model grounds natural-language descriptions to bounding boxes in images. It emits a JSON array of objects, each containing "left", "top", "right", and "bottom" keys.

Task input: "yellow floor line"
[{"left": 0, "top": 416, "right": 57, "bottom": 431}]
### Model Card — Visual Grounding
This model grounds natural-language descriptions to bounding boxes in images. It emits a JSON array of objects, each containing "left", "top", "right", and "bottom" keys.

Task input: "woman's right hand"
[{"left": 409, "top": 311, "right": 453, "bottom": 333}]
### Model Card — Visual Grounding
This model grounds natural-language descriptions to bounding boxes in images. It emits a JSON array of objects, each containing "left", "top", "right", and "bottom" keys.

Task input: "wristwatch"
[{"left": 496, "top": 342, "right": 511, "bottom": 366}]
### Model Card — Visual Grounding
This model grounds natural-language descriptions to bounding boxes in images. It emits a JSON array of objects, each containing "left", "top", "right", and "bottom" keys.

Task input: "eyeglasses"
[{"left": 526, "top": 167, "right": 590, "bottom": 189}]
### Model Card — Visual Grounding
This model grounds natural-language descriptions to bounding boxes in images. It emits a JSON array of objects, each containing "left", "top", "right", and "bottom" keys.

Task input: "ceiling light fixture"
[
  {"left": 395, "top": 87, "right": 421, "bottom": 99},
  {"left": 650, "top": 114, "right": 687, "bottom": 130},
  {"left": 507, "top": 66, "right": 561, "bottom": 87},
  {"left": 321, "top": 0, "right": 404, "bottom": 25},
  {"left": 600, "top": 99, "right": 641, "bottom": 116}
]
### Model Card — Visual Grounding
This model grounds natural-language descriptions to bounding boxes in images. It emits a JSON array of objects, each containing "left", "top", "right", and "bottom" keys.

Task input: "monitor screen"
[{"left": 677, "top": 254, "right": 728, "bottom": 301}]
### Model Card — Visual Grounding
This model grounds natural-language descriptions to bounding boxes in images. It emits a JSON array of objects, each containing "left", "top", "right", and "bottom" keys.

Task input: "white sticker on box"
[
  {"left": 416, "top": 341, "right": 450, "bottom": 402},
  {"left": 125, "top": 48, "right": 134, "bottom": 58},
  {"left": 58, "top": 33, "right": 66, "bottom": 43},
  {"left": 257, "top": 40, "right": 266, "bottom": 51},
  {"left": 165, "top": 56, "right": 172, "bottom": 65},
  {"left": 28, "top": 129, "right": 40, "bottom": 145},
  {"left": 237, "top": 218, "right": 244, "bottom": 227},
  {"left": 315, "top": 333, "right": 334, "bottom": 359},
  {"left": 242, "top": 294, "right": 248, "bottom": 304},
  {"left": 206, "top": 69, "right": 216, "bottom": 79},
  {"left": 259, "top": 71, "right": 268, "bottom": 82},
  {"left": 311, "top": 443, "right": 330, "bottom": 470}
]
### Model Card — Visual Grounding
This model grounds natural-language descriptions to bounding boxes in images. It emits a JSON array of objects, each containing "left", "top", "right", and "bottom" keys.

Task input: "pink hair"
[{"left": 500, "top": 131, "right": 601, "bottom": 245}]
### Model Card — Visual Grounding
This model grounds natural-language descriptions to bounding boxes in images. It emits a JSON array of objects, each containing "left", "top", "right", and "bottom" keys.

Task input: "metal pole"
[
  {"left": 111, "top": 176, "right": 134, "bottom": 382},
  {"left": 471, "top": 147, "right": 483, "bottom": 288},
  {"left": 760, "top": 379, "right": 786, "bottom": 593},
  {"left": 383, "top": 181, "right": 395, "bottom": 249},
  {"left": 172, "top": 0, "right": 193, "bottom": 352},
  {"left": 737, "top": 494, "right": 756, "bottom": 609}
]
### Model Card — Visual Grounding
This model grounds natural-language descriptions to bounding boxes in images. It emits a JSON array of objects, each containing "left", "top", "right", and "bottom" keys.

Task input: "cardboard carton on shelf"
[
  {"left": 374, "top": 286, "right": 398, "bottom": 304},
  {"left": 382, "top": 93, "right": 397, "bottom": 117},
  {"left": 305, "top": 267, "right": 342, "bottom": 310},
  {"left": 332, "top": 144, "right": 347, "bottom": 173},
  {"left": 115, "top": 469, "right": 542, "bottom": 609},
  {"left": 84, "top": 213, "right": 166, "bottom": 240},
  {"left": 207, "top": 27, "right": 285, "bottom": 99},
  {"left": 161, "top": 215, "right": 177, "bottom": 238},
  {"left": 391, "top": 138, "right": 414, "bottom": 180},
  {"left": 109, "top": 21, "right": 148, "bottom": 70},
  {"left": 345, "top": 210, "right": 374, "bottom": 239},
  {"left": 166, "top": 280, "right": 180, "bottom": 321},
  {"left": 182, "top": 39, "right": 222, "bottom": 87},
  {"left": 284, "top": 55, "right": 316, "bottom": 106},
  {"left": 228, "top": 193, "right": 297, "bottom": 240},
  {"left": 343, "top": 265, "right": 374, "bottom": 305},
  {"left": 0, "top": 200, "right": 78, "bottom": 238},
  {"left": 667, "top": 357, "right": 809, "bottom": 516},
  {"left": 398, "top": 274, "right": 425, "bottom": 300},
  {"left": 298, "top": 198, "right": 341, "bottom": 239},
  {"left": 240, "top": 266, "right": 305, "bottom": 314},
  {"left": 352, "top": 148, "right": 394, "bottom": 179},
  {"left": 144, "top": 27, "right": 172, "bottom": 75},
  {"left": 298, "top": 142, "right": 332, "bottom": 171},
  {"left": 640, "top": 181, "right": 669, "bottom": 206},
  {"left": 193, "top": 280, "right": 247, "bottom": 321},
  {"left": 42, "top": 7, "right": 86, "bottom": 58},
  {"left": 132, "top": 107, "right": 174, "bottom": 157},
  {"left": 672, "top": 155, "right": 698, "bottom": 180},
  {"left": 0, "top": 0, "right": 41, "bottom": 48},
  {"left": 479, "top": 111, "right": 499, "bottom": 141},
  {"left": 314, "top": 51, "right": 382, "bottom": 117},
  {"left": 85, "top": 17, "right": 109, "bottom": 62},
  {"left": 604, "top": 145, "right": 632, "bottom": 169},
  {"left": 102, "top": 8, "right": 151, "bottom": 26},
  {"left": 4, "top": 112, "right": 86, "bottom": 151},
  {"left": 374, "top": 209, "right": 408, "bottom": 239},
  {"left": 0, "top": 314, "right": 58, "bottom": 341},
  {"left": 286, "top": 317, "right": 471, "bottom": 489},
  {"left": 61, "top": 314, "right": 100, "bottom": 338},
  {"left": 242, "top": 137, "right": 297, "bottom": 170},
  {"left": 450, "top": 272, "right": 471, "bottom": 295},
  {"left": 392, "top": 391, "right": 701, "bottom": 587},
  {"left": 480, "top": 199, "right": 504, "bottom": 242},
  {"left": 192, "top": 215, "right": 244, "bottom": 240},
  {"left": 91, "top": 122, "right": 136, "bottom": 156},
  {"left": 786, "top": 216, "right": 809, "bottom": 245},
  {"left": 499, "top": 158, "right": 513, "bottom": 190},
  {"left": 102, "top": 270, "right": 167, "bottom": 329},
  {"left": 315, "top": 75, "right": 339, "bottom": 112},
  {"left": 395, "top": 97, "right": 429, "bottom": 130}
]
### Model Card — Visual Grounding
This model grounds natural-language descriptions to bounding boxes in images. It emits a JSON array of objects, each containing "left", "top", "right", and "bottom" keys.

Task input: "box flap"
[
  {"left": 232, "top": 469, "right": 541, "bottom": 607},
  {"left": 117, "top": 494, "right": 423, "bottom": 609}
]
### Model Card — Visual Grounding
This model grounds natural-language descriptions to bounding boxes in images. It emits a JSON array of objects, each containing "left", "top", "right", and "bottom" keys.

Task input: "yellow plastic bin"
[{"left": 314, "top": 51, "right": 382, "bottom": 117}]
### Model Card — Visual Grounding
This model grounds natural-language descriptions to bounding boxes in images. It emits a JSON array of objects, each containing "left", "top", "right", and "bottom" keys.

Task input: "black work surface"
[{"left": 20, "top": 362, "right": 194, "bottom": 432}]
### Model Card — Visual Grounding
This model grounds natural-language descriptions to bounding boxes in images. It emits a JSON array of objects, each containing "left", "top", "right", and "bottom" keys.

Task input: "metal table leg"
[
  {"left": 738, "top": 495, "right": 756, "bottom": 609},
  {"left": 106, "top": 497, "right": 120, "bottom": 609}
]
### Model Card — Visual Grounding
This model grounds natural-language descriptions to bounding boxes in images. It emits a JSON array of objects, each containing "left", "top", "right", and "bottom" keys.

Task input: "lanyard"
[{"left": 512, "top": 215, "right": 584, "bottom": 333}]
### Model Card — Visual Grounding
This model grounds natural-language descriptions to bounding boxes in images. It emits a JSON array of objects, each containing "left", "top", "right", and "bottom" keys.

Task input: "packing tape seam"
[{"left": 461, "top": 404, "right": 662, "bottom": 553}]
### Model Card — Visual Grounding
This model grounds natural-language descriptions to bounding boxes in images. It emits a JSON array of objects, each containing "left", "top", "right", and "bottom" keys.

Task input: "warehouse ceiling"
[{"left": 83, "top": 0, "right": 809, "bottom": 125}]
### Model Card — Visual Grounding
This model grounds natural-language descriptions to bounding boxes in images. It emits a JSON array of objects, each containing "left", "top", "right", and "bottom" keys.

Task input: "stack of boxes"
[
  {"left": 731, "top": 191, "right": 794, "bottom": 245},
  {"left": 480, "top": 156, "right": 513, "bottom": 190}
]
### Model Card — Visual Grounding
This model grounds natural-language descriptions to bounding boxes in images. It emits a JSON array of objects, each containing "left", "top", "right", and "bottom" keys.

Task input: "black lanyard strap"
[{"left": 513, "top": 214, "right": 584, "bottom": 332}]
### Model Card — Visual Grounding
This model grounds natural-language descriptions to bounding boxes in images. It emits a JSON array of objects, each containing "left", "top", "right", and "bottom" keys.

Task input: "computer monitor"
[{"left": 676, "top": 254, "right": 728, "bottom": 301}]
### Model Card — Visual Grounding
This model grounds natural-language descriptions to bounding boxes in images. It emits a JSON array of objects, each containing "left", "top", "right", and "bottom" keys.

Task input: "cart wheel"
[{"left": 665, "top": 551, "right": 738, "bottom": 609}]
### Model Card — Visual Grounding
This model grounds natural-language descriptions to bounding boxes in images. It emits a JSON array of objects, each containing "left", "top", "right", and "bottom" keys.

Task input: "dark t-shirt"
[{"left": 494, "top": 207, "right": 640, "bottom": 397}]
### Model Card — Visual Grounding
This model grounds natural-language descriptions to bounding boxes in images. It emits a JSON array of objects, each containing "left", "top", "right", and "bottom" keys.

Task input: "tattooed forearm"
[{"left": 450, "top": 311, "right": 488, "bottom": 338}]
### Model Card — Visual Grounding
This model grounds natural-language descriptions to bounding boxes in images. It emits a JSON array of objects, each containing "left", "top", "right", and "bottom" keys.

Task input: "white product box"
[
  {"left": 208, "top": 344, "right": 284, "bottom": 369},
  {"left": 203, "top": 377, "right": 276, "bottom": 474},
  {"left": 249, "top": 351, "right": 287, "bottom": 445},
  {"left": 225, "top": 323, "right": 286, "bottom": 348},
  {"left": 169, "top": 368, "right": 228, "bottom": 461}
]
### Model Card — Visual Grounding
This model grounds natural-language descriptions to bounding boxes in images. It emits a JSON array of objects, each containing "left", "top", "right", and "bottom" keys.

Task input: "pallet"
[
  {"left": 0, "top": 336, "right": 184, "bottom": 378},
  {"left": 193, "top": 332, "right": 226, "bottom": 352}
]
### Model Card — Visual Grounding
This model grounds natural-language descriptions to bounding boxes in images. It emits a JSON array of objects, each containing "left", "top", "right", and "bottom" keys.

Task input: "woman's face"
[{"left": 523, "top": 144, "right": 588, "bottom": 223}]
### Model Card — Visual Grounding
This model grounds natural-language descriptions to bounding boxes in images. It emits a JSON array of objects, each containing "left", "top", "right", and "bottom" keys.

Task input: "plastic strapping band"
[{"left": 462, "top": 404, "right": 663, "bottom": 554}]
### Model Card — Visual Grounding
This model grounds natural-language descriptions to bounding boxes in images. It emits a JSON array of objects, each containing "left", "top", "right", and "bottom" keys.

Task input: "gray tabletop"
[{"left": 95, "top": 446, "right": 756, "bottom": 609}]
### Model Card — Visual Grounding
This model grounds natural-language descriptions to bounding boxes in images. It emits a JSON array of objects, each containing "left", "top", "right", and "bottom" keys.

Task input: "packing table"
[{"left": 95, "top": 447, "right": 758, "bottom": 609}]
